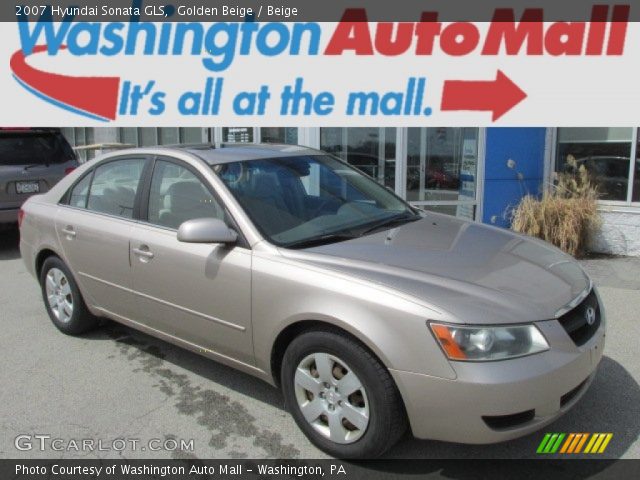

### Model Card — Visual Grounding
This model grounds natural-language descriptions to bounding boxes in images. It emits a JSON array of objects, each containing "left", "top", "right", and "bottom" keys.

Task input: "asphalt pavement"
[{"left": 1, "top": 226, "right": 638, "bottom": 459}]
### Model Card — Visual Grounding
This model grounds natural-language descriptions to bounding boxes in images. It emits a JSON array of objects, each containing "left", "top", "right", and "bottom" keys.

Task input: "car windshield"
[
  {"left": 0, "top": 132, "right": 75, "bottom": 166},
  {"left": 213, "top": 155, "right": 420, "bottom": 248}
]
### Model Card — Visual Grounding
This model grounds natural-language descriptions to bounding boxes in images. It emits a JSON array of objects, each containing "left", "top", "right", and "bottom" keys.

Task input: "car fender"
[{"left": 251, "top": 251, "right": 458, "bottom": 382}]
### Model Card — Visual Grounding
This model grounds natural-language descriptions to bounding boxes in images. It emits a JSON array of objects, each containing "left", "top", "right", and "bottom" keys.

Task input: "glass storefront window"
[
  {"left": 556, "top": 128, "right": 633, "bottom": 202},
  {"left": 118, "top": 128, "right": 204, "bottom": 147},
  {"left": 138, "top": 127, "right": 158, "bottom": 146},
  {"left": 119, "top": 128, "right": 138, "bottom": 146},
  {"left": 157, "top": 128, "right": 179, "bottom": 145},
  {"left": 179, "top": 128, "right": 205, "bottom": 144},
  {"left": 261, "top": 127, "right": 298, "bottom": 144},
  {"left": 222, "top": 127, "right": 253, "bottom": 143},
  {"left": 406, "top": 128, "right": 479, "bottom": 220},
  {"left": 320, "top": 128, "right": 396, "bottom": 189}
]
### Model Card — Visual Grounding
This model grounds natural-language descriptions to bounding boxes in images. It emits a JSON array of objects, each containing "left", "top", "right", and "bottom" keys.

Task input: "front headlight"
[{"left": 429, "top": 322, "right": 549, "bottom": 361}]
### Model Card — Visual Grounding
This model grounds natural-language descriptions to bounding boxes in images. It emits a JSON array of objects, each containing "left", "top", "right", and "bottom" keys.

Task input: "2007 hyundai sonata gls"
[{"left": 19, "top": 144, "right": 605, "bottom": 458}]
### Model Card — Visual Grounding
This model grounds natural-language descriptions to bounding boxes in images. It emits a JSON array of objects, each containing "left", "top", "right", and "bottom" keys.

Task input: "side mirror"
[{"left": 177, "top": 218, "right": 238, "bottom": 244}]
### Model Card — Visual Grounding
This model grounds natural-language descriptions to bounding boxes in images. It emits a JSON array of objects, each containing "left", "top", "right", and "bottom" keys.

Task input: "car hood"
[{"left": 279, "top": 215, "right": 590, "bottom": 324}]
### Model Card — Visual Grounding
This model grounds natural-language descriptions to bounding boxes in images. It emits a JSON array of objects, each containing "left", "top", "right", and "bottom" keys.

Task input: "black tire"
[
  {"left": 281, "top": 329, "right": 407, "bottom": 458},
  {"left": 39, "top": 256, "right": 99, "bottom": 335}
]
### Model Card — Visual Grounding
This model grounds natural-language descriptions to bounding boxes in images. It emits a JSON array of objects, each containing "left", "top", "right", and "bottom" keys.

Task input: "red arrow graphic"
[
  {"left": 10, "top": 45, "right": 120, "bottom": 121},
  {"left": 441, "top": 70, "right": 527, "bottom": 121}
]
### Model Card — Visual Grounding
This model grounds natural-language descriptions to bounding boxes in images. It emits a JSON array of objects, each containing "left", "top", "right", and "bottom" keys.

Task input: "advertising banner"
[{"left": 1, "top": 1, "right": 639, "bottom": 125}]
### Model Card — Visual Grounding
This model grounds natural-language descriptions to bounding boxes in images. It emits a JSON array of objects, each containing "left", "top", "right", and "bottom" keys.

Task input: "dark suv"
[{"left": 1, "top": 128, "right": 78, "bottom": 226}]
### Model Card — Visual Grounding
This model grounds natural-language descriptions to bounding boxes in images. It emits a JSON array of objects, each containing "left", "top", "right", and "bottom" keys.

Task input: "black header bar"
[{"left": 4, "top": 0, "right": 640, "bottom": 22}]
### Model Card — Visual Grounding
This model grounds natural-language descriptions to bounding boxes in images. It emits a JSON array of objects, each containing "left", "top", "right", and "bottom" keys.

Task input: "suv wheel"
[
  {"left": 281, "top": 330, "right": 407, "bottom": 458},
  {"left": 40, "top": 256, "right": 99, "bottom": 335}
]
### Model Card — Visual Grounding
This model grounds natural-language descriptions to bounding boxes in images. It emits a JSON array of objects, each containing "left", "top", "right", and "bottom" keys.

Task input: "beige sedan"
[{"left": 19, "top": 144, "right": 605, "bottom": 458}]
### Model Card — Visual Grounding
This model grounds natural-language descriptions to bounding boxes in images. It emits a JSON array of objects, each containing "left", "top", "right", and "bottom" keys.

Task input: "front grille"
[
  {"left": 557, "top": 290, "right": 600, "bottom": 346},
  {"left": 482, "top": 410, "right": 535, "bottom": 430}
]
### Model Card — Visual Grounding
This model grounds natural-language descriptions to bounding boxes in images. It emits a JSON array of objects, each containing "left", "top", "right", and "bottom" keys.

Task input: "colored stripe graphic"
[
  {"left": 10, "top": 45, "right": 120, "bottom": 121},
  {"left": 585, "top": 433, "right": 613, "bottom": 453},
  {"left": 598, "top": 434, "right": 613, "bottom": 453},
  {"left": 544, "top": 433, "right": 558, "bottom": 453},
  {"left": 537, "top": 433, "right": 565, "bottom": 454},
  {"left": 567, "top": 434, "right": 581, "bottom": 453},
  {"left": 584, "top": 434, "right": 599, "bottom": 453},
  {"left": 550, "top": 433, "right": 565, "bottom": 453},
  {"left": 560, "top": 433, "right": 575, "bottom": 453},
  {"left": 539, "top": 433, "right": 613, "bottom": 454},
  {"left": 574, "top": 433, "right": 589, "bottom": 453},
  {"left": 537, "top": 433, "right": 552, "bottom": 453}
]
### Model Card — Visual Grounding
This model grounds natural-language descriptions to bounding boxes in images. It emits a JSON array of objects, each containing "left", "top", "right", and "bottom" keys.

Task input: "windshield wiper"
[
  {"left": 357, "top": 213, "right": 421, "bottom": 236},
  {"left": 283, "top": 232, "right": 358, "bottom": 249},
  {"left": 281, "top": 212, "right": 421, "bottom": 249},
  {"left": 23, "top": 163, "right": 46, "bottom": 171}
]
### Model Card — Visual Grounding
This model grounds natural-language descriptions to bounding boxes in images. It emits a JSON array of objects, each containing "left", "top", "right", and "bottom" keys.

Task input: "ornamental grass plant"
[{"left": 511, "top": 155, "right": 601, "bottom": 257}]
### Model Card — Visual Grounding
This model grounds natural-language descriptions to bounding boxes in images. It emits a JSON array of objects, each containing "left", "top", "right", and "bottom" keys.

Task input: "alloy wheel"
[
  {"left": 293, "top": 352, "right": 370, "bottom": 444},
  {"left": 45, "top": 268, "right": 74, "bottom": 323}
]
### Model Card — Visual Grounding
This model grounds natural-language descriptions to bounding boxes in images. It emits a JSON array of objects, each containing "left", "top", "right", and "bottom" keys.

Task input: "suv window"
[
  {"left": 0, "top": 131, "right": 75, "bottom": 166},
  {"left": 148, "top": 160, "right": 224, "bottom": 230},
  {"left": 86, "top": 158, "right": 145, "bottom": 219}
]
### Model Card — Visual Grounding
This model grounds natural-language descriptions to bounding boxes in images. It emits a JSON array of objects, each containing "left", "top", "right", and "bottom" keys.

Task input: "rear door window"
[
  {"left": 86, "top": 158, "right": 146, "bottom": 219},
  {"left": 0, "top": 132, "right": 75, "bottom": 166},
  {"left": 68, "top": 172, "right": 92, "bottom": 208}
]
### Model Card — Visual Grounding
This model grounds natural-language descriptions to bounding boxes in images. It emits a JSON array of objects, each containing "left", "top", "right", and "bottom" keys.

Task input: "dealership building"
[{"left": 61, "top": 127, "right": 640, "bottom": 256}]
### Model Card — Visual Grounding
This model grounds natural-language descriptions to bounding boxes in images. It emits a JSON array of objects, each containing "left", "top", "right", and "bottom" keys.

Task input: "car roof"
[
  {"left": 0, "top": 128, "right": 63, "bottom": 136},
  {"left": 159, "top": 143, "right": 323, "bottom": 165}
]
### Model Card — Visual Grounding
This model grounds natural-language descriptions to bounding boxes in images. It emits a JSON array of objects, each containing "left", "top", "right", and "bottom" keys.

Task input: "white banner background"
[{"left": 1, "top": 21, "right": 639, "bottom": 126}]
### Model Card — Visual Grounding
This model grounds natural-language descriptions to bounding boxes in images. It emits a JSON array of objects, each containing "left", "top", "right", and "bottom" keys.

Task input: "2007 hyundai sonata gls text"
[{"left": 19, "top": 144, "right": 605, "bottom": 458}]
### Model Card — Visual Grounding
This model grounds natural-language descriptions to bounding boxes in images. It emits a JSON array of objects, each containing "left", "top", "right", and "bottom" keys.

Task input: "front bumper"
[{"left": 391, "top": 318, "right": 606, "bottom": 444}]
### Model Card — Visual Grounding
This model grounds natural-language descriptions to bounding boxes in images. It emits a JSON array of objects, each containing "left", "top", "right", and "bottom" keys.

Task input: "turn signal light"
[
  {"left": 64, "top": 167, "right": 77, "bottom": 175},
  {"left": 18, "top": 208, "right": 25, "bottom": 229},
  {"left": 430, "top": 323, "right": 467, "bottom": 360}
]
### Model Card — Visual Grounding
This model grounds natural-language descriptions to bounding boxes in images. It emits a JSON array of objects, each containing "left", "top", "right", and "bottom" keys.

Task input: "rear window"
[{"left": 0, "top": 132, "right": 75, "bottom": 166}]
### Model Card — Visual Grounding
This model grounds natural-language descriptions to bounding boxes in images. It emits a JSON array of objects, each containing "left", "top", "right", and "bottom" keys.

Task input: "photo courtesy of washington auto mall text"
[
  {"left": 1, "top": 0, "right": 640, "bottom": 479},
  {"left": 14, "top": 462, "right": 346, "bottom": 477}
]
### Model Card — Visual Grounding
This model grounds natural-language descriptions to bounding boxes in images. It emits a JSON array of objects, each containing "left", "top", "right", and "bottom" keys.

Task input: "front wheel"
[{"left": 281, "top": 330, "right": 407, "bottom": 458}]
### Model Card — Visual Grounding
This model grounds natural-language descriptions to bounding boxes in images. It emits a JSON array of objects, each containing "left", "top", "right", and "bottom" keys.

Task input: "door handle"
[
  {"left": 61, "top": 226, "right": 76, "bottom": 238},
  {"left": 132, "top": 246, "right": 154, "bottom": 260}
]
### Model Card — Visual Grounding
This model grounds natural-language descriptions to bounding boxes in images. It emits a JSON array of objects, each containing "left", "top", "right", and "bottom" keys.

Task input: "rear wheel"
[
  {"left": 281, "top": 330, "right": 407, "bottom": 458},
  {"left": 40, "top": 256, "right": 99, "bottom": 335}
]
